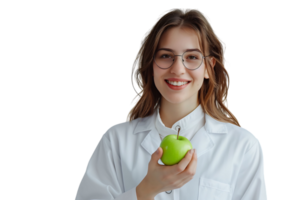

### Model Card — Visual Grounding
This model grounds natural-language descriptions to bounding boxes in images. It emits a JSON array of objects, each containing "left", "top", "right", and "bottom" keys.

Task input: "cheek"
[
  {"left": 153, "top": 65, "right": 165, "bottom": 78},
  {"left": 191, "top": 71, "right": 204, "bottom": 81},
  {"left": 190, "top": 73, "right": 205, "bottom": 88}
]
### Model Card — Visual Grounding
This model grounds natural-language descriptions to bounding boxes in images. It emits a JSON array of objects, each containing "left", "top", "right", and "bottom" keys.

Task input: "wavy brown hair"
[{"left": 126, "top": 8, "right": 240, "bottom": 127}]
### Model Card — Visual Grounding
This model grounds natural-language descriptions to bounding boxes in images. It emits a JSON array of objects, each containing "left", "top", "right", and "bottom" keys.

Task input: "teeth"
[{"left": 166, "top": 80, "right": 189, "bottom": 86}]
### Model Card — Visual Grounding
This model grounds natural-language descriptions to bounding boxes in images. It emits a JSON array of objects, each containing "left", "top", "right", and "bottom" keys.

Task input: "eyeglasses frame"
[{"left": 153, "top": 49, "right": 211, "bottom": 70}]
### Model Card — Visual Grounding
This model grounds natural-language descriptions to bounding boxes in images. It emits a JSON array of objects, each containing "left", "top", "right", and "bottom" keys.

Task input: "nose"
[{"left": 170, "top": 55, "right": 186, "bottom": 74}]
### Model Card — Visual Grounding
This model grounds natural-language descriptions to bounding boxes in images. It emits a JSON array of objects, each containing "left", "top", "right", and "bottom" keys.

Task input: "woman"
[{"left": 75, "top": 8, "right": 267, "bottom": 200}]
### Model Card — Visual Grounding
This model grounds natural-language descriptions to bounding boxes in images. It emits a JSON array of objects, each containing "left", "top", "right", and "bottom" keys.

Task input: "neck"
[{"left": 159, "top": 98, "right": 199, "bottom": 128}]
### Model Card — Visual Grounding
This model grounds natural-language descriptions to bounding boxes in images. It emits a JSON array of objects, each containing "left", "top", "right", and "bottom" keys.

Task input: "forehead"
[{"left": 158, "top": 27, "right": 201, "bottom": 53}]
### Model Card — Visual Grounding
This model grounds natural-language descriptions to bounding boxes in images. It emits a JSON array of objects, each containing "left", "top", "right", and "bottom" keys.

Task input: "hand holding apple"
[{"left": 159, "top": 128, "right": 193, "bottom": 165}]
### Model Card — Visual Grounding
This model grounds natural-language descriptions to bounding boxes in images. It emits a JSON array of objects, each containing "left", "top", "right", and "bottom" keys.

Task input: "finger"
[
  {"left": 184, "top": 150, "right": 197, "bottom": 176},
  {"left": 181, "top": 175, "right": 194, "bottom": 185},
  {"left": 172, "top": 149, "right": 194, "bottom": 175},
  {"left": 177, "top": 150, "right": 197, "bottom": 180}
]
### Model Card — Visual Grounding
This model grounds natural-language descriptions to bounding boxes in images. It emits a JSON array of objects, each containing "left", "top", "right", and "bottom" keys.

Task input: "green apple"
[{"left": 160, "top": 134, "right": 193, "bottom": 166}]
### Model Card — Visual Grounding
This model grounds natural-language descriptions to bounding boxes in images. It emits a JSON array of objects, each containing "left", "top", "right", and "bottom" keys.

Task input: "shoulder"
[
  {"left": 224, "top": 122, "right": 260, "bottom": 152},
  {"left": 225, "top": 122, "right": 258, "bottom": 141},
  {"left": 103, "top": 117, "right": 142, "bottom": 140}
]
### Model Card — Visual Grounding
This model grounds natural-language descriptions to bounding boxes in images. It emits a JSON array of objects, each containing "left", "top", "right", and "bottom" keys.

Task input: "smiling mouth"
[{"left": 164, "top": 80, "right": 191, "bottom": 85}]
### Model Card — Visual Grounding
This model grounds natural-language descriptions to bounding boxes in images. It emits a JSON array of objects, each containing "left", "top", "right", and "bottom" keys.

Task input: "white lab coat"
[{"left": 75, "top": 108, "right": 267, "bottom": 200}]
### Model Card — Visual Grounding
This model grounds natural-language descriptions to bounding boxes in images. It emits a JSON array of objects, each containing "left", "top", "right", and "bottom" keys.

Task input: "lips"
[
  {"left": 165, "top": 79, "right": 191, "bottom": 90},
  {"left": 165, "top": 80, "right": 191, "bottom": 84},
  {"left": 165, "top": 78, "right": 192, "bottom": 82}
]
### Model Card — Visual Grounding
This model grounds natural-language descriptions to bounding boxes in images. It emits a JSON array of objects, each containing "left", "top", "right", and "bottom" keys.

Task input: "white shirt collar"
[{"left": 155, "top": 104, "right": 205, "bottom": 138}]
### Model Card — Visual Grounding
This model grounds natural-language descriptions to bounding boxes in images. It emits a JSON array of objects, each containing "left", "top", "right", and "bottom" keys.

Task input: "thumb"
[{"left": 151, "top": 147, "right": 162, "bottom": 164}]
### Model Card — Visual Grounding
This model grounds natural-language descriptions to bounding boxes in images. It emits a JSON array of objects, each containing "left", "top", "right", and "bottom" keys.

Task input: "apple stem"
[{"left": 177, "top": 128, "right": 180, "bottom": 140}]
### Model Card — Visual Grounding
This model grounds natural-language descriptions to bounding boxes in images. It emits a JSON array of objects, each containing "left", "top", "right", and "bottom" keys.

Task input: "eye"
[
  {"left": 161, "top": 54, "right": 171, "bottom": 58},
  {"left": 188, "top": 56, "right": 198, "bottom": 60}
]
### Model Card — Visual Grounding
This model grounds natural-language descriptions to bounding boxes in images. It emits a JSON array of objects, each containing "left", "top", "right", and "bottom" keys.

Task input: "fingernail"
[
  {"left": 189, "top": 149, "right": 193, "bottom": 154},
  {"left": 156, "top": 148, "right": 160, "bottom": 154}
]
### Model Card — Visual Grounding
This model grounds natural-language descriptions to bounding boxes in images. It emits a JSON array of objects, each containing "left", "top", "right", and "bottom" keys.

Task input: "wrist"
[{"left": 136, "top": 178, "right": 156, "bottom": 200}]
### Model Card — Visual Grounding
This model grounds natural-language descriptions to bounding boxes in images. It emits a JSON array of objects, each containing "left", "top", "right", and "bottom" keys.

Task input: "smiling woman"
[
  {"left": 125, "top": 8, "right": 243, "bottom": 127},
  {"left": 75, "top": 8, "right": 267, "bottom": 200}
]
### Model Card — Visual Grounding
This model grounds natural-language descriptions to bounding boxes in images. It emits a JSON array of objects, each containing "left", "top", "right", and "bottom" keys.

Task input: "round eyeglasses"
[{"left": 153, "top": 49, "right": 210, "bottom": 70}]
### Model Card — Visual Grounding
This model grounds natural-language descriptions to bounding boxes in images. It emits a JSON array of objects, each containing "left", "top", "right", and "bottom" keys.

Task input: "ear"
[{"left": 204, "top": 57, "right": 216, "bottom": 79}]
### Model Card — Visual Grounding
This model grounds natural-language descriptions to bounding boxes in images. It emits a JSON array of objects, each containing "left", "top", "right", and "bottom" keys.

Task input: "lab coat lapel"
[
  {"left": 133, "top": 112, "right": 163, "bottom": 163},
  {"left": 140, "top": 128, "right": 165, "bottom": 165},
  {"left": 190, "top": 113, "right": 228, "bottom": 157},
  {"left": 190, "top": 126, "right": 214, "bottom": 158}
]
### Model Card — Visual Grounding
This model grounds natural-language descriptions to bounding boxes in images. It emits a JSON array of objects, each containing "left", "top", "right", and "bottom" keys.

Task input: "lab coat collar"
[{"left": 133, "top": 107, "right": 228, "bottom": 161}]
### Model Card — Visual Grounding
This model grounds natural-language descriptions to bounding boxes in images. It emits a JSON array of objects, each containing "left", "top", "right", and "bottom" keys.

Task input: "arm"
[
  {"left": 136, "top": 179, "right": 155, "bottom": 200},
  {"left": 75, "top": 131, "right": 137, "bottom": 200},
  {"left": 231, "top": 140, "right": 267, "bottom": 200}
]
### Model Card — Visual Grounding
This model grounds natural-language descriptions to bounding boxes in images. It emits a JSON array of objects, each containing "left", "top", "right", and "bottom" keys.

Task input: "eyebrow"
[{"left": 157, "top": 48, "right": 202, "bottom": 53}]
